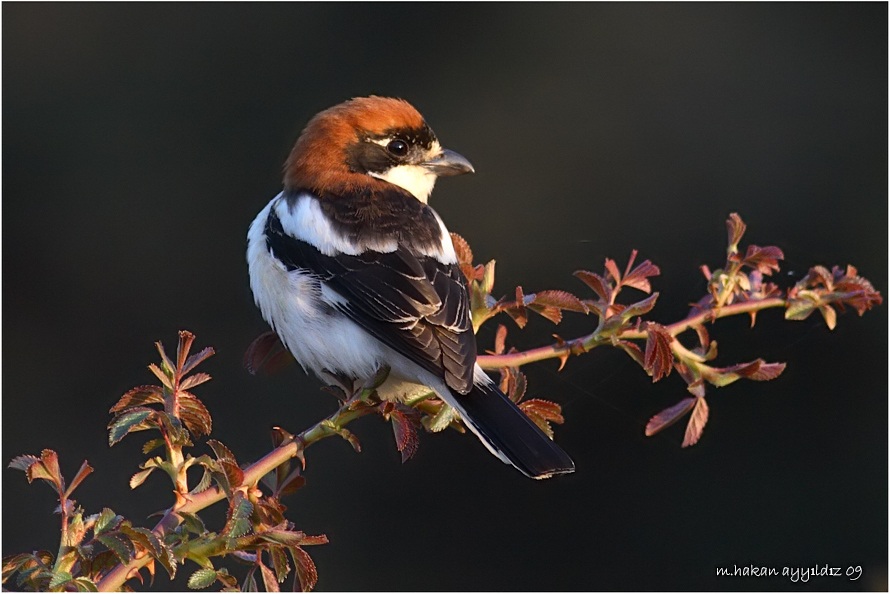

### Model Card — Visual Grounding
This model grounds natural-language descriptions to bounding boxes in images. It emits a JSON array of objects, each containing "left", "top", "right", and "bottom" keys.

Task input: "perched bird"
[{"left": 247, "top": 96, "right": 575, "bottom": 479}]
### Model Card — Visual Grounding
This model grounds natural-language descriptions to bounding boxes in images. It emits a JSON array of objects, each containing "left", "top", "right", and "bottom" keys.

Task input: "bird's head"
[{"left": 284, "top": 96, "right": 474, "bottom": 203}]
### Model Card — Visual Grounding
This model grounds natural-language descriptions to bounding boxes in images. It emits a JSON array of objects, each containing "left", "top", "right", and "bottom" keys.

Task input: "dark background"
[{"left": 3, "top": 3, "right": 887, "bottom": 591}]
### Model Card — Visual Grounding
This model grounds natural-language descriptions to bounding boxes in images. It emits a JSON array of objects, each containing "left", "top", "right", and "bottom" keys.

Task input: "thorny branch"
[{"left": 4, "top": 213, "right": 882, "bottom": 592}]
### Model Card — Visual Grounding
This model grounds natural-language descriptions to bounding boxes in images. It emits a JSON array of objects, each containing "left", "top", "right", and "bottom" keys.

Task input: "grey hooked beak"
[{"left": 422, "top": 148, "right": 475, "bottom": 176}]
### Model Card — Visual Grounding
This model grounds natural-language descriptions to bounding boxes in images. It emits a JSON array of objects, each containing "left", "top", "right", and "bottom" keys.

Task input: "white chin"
[{"left": 371, "top": 165, "right": 437, "bottom": 203}]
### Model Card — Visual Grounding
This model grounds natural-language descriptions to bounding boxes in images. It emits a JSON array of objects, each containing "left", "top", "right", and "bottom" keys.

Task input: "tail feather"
[{"left": 442, "top": 378, "right": 575, "bottom": 480}]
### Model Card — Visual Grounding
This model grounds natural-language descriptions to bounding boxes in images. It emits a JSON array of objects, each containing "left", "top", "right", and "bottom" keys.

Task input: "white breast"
[{"left": 247, "top": 194, "right": 385, "bottom": 381}]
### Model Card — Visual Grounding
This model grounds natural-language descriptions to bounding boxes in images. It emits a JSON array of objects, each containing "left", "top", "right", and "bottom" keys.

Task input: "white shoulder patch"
[
  {"left": 416, "top": 210, "right": 457, "bottom": 264},
  {"left": 273, "top": 192, "right": 398, "bottom": 256}
]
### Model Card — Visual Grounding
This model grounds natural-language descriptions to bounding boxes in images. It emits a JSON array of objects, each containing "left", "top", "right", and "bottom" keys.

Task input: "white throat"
[{"left": 370, "top": 165, "right": 437, "bottom": 203}]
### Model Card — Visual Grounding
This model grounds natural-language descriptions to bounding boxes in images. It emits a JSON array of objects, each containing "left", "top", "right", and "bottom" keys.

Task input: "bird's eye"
[{"left": 386, "top": 138, "right": 409, "bottom": 157}]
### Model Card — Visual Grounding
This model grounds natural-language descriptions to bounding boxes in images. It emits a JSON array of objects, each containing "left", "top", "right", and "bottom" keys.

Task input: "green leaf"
[
  {"left": 187, "top": 568, "right": 218, "bottom": 590},
  {"left": 785, "top": 295, "right": 818, "bottom": 321},
  {"left": 130, "top": 467, "right": 156, "bottom": 490},
  {"left": 72, "top": 577, "right": 99, "bottom": 592},
  {"left": 142, "top": 438, "right": 166, "bottom": 455},
  {"left": 223, "top": 492, "right": 254, "bottom": 539},
  {"left": 97, "top": 533, "right": 134, "bottom": 565},
  {"left": 119, "top": 525, "right": 175, "bottom": 577},
  {"left": 108, "top": 409, "right": 155, "bottom": 446},
  {"left": 94, "top": 508, "right": 123, "bottom": 535},
  {"left": 62, "top": 511, "right": 86, "bottom": 547},
  {"left": 819, "top": 304, "right": 837, "bottom": 330},
  {"left": 190, "top": 467, "right": 213, "bottom": 494},
  {"left": 48, "top": 570, "right": 73, "bottom": 590},
  {"left": 259, "top": 530, "right": 307, "bottom": 547},
  {"left": 270, "top": 547, "right": 290, "bottom": 583},
  {"left": 425, "top": 402, "right": 458, "bottom": 433}
]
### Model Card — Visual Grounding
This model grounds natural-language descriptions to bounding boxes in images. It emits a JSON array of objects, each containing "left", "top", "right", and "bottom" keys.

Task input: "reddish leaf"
[
  {"left": 64, "top": 460, "right": 94, "bottom": 498},
  {"left": 208, "top": 439, "right": 243, "bottom": 489},
  {"left": 643, "top": 323, "right": 674, "bottom": 382},
  {"left": 390, "top": 405, "right": 421, "bottom": 463},
  {"left": 179, "top": 392, "right": 212, "bottom": 437},
  {"left": 279, "top": 473, "right": 306, "bottom": 497},
  {"left": 702, "top": 359, "right": 786, "bottom": 386},
  {"left": 450, "top": 232, "right": 473, "bottom": 267},
  {"left": 726, "top": 212, "right": 746, "bottom": 252},
  {"left": 621, "top": 292, "right": 659, "bottom": 320},
  {"left": 519, "top": 399, "right": 564, "bottom": 423},
  {"left": 832, "top": 268, "right": 883, "bottom": 315},
  {"left": 743, "top": 245, "right": 784, "bottom": 275},
  {"left": 510, "top": 370, "right": 528, "bottom": 403},
  {"left": 244, "top": 331, "right": 294, "bottom": 375},
  {"left": 176, "top": 331, "right": 197, "bottom": 375},
  {"left": 622, "top": 255, "right": 661, "bottom": 293},
  {"left": 450, "top": 232, "right": 476, "bottom": 282},
  {"left": 289, "top": 546, "right": 319, "bottom": 592},
  {"left": 529, "top": 304, "right": 563, "bottom": 324},
  {"left": 531, "top": 290, "right": 588, "bottom": 312},
  {"left": 492, "top": 324, "right": 508, "bottom": 355},
  {"left": 155, "top": 340, "right": 176, "bottom": 377},
  {"left": 615, "top": 340, "right": 644, "bottom": 367},
  {"left": 604, "top": 258, "right": 622, "bottom": 284},
  {"left": 520, "top": 399, "right": 564, "bottom": 440},
  {"left": 207, "top": 439, "right": 237, "bottom": 463},
  {"left": 682, "top": 398, "right": 710, "bottom": 447},
  {"left": 645, "top": 397, "right": 696, "bottom": 437},
  {"left": 110, "top": 385, "right": 164, "bottom": 414},
  {"left": 182, "top": 346, "right": 215, "bottom": 376},
  {"left": 148, "top": 363, "right": 173, "bottom": 390},
  {"left": 574, "top": 270, "right": 611, "bottom": 302},
  {"left": 26, "top": 450, "right": 63, "bottom": 492},
  {"left": 180, "top": 372, "right": 212, "bottom": 391},
  {"left": 747, "top": 361, "right": 786, "bottom": 381},
  {"left": 258, "top": 558, "right": 280, "bottom": 593}
]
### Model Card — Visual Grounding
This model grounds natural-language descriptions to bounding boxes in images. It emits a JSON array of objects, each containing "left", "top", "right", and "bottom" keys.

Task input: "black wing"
[{"left": 265, "top": 208, "right": 476, "bottom": 393}]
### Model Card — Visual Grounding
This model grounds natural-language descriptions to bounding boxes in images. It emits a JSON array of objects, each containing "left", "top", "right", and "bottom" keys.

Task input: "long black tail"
[{"left": 443, "top": 379, "right": 575, "bottom": 479}]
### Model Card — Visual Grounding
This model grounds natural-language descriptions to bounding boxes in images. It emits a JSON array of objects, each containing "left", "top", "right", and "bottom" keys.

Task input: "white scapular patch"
[{"left": 275, "top": 192, "right": 398, "bottom": 256}]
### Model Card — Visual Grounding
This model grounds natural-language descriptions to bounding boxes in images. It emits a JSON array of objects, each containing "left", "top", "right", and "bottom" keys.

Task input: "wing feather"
[{"left": 266, "top": 208, "right": 475, "bottom": 393}]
